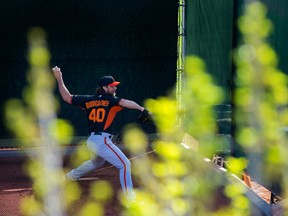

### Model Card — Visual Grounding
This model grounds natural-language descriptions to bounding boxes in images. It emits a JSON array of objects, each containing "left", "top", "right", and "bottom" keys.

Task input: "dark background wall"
[
  {"left": 0, "top": 0, "right": 178, "bottom": 138},
  {"left": 1, "top": 0, "right": 287, "bottom": 139}
]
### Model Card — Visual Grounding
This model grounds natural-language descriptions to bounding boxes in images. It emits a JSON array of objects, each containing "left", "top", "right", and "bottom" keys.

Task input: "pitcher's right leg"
[{"left": 66, "top": 157, "right": 105, "bottom": 180}]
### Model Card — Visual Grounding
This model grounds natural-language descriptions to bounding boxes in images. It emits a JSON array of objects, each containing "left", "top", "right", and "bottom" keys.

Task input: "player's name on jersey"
[{"left": 85, "top": 100, "right": 110, "bottom": 109}]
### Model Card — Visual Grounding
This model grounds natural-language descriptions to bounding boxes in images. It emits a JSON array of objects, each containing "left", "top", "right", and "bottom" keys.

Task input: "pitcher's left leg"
[{"left": 101, "top": 137, "right": 135, "bottom": 199}]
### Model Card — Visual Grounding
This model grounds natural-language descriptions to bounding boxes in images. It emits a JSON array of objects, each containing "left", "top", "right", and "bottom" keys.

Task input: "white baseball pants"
[{"left": 66, "top": 132, "right": 135, "bottom": 199}]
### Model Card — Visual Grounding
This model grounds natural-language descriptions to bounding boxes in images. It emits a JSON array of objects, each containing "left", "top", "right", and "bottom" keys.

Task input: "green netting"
[
  {"left": 261, "top": 0, "right": 288, "bottom": 73},
  {"left": 185, "top": 0, "right": 288, "bottom": 167},
  {"left": 186, "top": 0, "right": 234, "bottom": 103},
  {"left": 234, "top": 0, "right": 288, "bottom": 75},
  {"left": 186, "top": 0, "right": 288, "bottom": 102}
]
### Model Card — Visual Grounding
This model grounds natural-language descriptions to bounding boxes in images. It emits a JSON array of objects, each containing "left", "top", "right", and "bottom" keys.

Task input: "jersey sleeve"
[
  {"left": 110, "top": 96, "right": 123, "bottom": 107},
  {"left": 71, "top": 95, "right": 92, "bottom": 108}
]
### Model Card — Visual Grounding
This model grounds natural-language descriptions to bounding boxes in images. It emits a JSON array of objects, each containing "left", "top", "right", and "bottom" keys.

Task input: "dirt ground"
[
  {"left": 0, "top": 153, "right": 125, "bottom": 216},
  {"left": 0, "top": 149, "right": 281, "bottom": 216}
]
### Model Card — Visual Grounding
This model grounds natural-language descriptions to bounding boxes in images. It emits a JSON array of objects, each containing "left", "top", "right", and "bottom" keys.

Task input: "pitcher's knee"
[
  {"left": 118, "top": 159, "right": 131, "bottom": 170},
  {"left": 126, "top": 160, "right": 131, "bottom": 169}
]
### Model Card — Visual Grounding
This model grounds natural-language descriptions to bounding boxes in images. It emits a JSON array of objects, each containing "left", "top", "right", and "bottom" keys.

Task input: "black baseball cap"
[{"left": 98, "top": 76, "right": 120, "bottom": 87}]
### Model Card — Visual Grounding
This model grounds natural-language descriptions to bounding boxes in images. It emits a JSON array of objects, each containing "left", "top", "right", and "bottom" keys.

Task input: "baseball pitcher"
[{"left": 52, "top": 66, "right": 151, "bottom": 204}]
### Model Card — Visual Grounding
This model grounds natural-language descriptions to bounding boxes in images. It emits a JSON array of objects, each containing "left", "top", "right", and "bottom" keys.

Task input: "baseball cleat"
[{"left": 65, "top": 172, "right": 79, "bottom": 181}]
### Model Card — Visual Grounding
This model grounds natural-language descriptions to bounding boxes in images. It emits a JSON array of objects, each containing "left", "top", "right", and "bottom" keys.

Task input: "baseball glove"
[{"left": 137, "top": 109, "right": 152, "bottom": 123}]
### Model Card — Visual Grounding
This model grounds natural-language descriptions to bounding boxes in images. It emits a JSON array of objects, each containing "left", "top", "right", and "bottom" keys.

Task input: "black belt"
[{"left": 91, "top": 132, "right": 112, "bottom": 139}]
